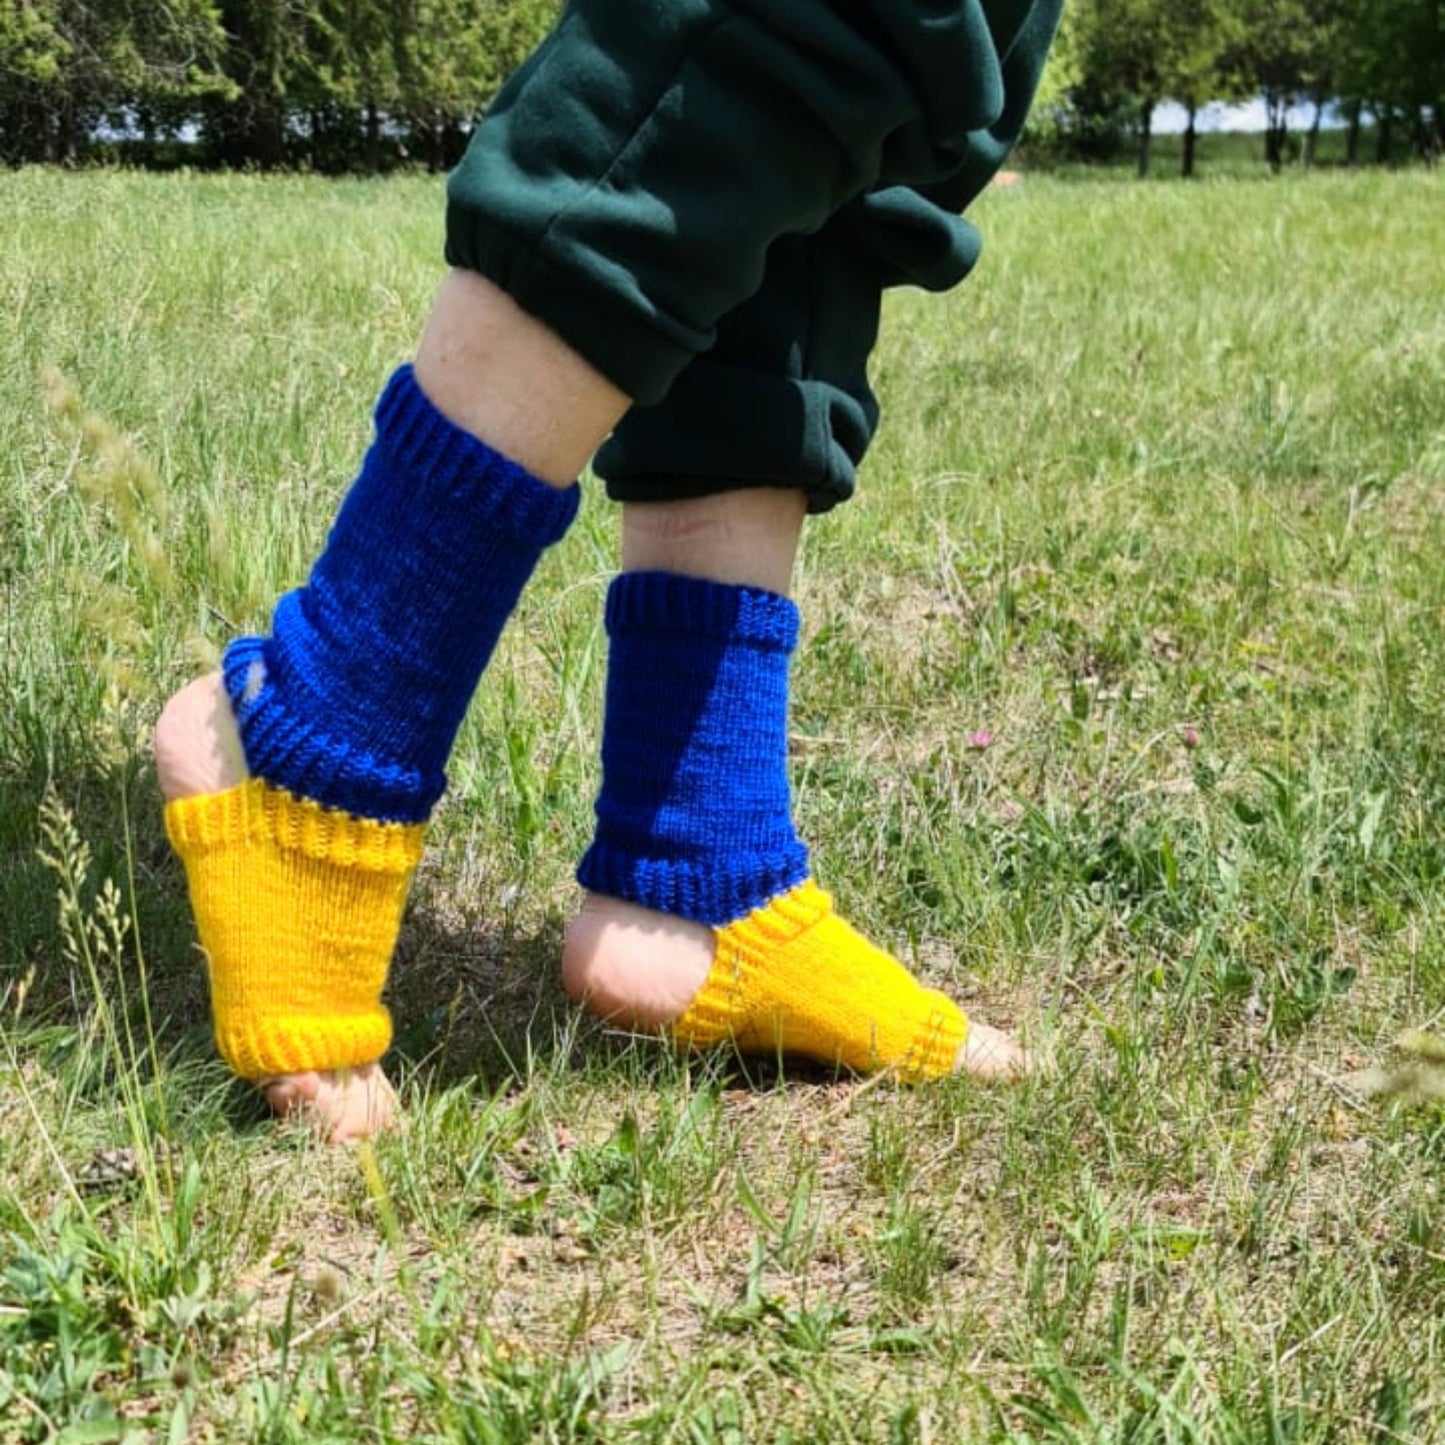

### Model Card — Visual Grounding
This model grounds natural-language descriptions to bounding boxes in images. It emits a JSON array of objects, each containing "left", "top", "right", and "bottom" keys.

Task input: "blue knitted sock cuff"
[
  {"left": 226, "top": 365, "right": 580, "bottom": 823},
  {"left": 370, "top": 365, "right": 579, "bottom": 549},
  {"left": 576, "top": 571, "right": 810, "bottom": 926},
  {"left": 600, "top": 566, "right": 801, "bottom": 650}
]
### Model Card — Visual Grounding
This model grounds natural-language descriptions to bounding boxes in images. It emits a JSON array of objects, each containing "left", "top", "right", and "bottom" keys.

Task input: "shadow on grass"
[
  {"left": 4, "top": 745, "right": 943, "bottom": 1148},
  {"left": 2, "top": 751, "right": 587, "bottom": 1127}
]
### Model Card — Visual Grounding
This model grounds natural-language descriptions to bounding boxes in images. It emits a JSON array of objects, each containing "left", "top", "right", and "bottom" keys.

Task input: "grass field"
[{"left": 2, "top": 165, "right": 1444, "bottom": 1442}]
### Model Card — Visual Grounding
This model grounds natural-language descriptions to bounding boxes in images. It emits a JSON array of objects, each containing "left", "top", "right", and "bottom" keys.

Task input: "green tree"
[
  {"left": 201, "top": 0, "right": 560, "bottom": 172},
  {"left": 204, "top": 1, "right": 302, "bottom": 167},
  {"left": 294, "top": 0, "right": 400, "bottom": 170},
  {"left": 0, "top": 2, "right": 64, "bottom": 162},
  {"left": 1230, "top": 0, "right": 1333, "bottom": 169},
  {"left": 0, "top": 1, "right": 62, "bottom": 86},
  {"left": 1073, "top": 0, "right": 1175, "bottom": 175},
  {"left": 1164, "top": 0, "right": 1248, "bottom": 176},
  {"left": 394, "top": 0, "right": 559, "bottom": 171},
  {"left": 1023, "top": 0, "right": 1081, "bottom": 124},
  {"left": 1333, "top": 0, "right": 1443, "bottom": 160},
  {"left": 1, "top": 0, "right": 226, "bottom": 163}
]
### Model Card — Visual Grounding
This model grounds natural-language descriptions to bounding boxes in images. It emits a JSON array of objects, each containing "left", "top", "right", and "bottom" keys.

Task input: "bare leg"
[
  {"left": 411, "top": 270, "right": 628, "bottom": 487},
  {"left": 154, "top": 271, "right": 629, "bottom": 1140},
  {"left": 561, "top": 488, "right": 1028, "bottom": 1081}
]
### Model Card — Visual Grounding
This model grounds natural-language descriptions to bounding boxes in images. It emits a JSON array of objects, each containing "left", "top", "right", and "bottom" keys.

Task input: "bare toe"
[
  {"left": 956, "top": 1022, "right": 1031, "bottom": 1081},
  {"left": 259, "top": 1064, "right": 398, "bottom": 1143}
]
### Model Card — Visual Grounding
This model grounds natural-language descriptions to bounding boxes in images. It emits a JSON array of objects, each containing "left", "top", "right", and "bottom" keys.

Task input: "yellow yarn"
[
  {"left": 164, "top": 778, "right": 425, "bottom": 1081},
  {"left": 672, "top": 880, "right": 967, "bottom": 1081}
]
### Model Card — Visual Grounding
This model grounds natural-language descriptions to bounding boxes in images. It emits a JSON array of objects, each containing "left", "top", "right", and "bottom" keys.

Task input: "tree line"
[
  {"left": 1048, "top": 0, "right": 1443, "bottom": 175},
  {"left": 1, "top": 0, "right": 1440, "bottom": 174},
  {"left": 0, "top": 0, "right": 561, "bottom": 170}
]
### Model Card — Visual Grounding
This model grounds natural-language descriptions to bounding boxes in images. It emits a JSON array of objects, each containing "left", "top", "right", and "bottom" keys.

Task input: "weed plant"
[{"left": 1, "top": 166, "right": 1443, "bottom": 1440}]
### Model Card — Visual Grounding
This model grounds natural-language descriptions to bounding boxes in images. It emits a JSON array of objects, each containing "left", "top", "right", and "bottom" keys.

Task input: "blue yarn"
[
  {"left": 225, "top": 365, "right": 579, "bottom": 823},
  {"left": 576, "top": 571, "right": 810, "bottom": 926}
]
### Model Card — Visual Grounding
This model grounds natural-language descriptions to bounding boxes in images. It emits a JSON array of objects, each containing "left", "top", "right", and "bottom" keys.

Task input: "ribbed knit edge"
[
  {"left": 677, "top": 880, "right": 968, "bottom": 1082},
  {"left": 375, "top": 365, "right": 580, "bottom": 545},
  {"left": 218, "top": 1013, "right": 394, "bottom": 1083},
  {"left": 164, "top": 778, "right": 425, "bottom": 872},
  {"left": 604, "top": 571, "right": 799, "bottom": 651},
  {"left": 576, "top": 841, "right": 811, "bottom": 929},
  {"left": 902, "top": 998, "right": 969, "bottom": 1081}
]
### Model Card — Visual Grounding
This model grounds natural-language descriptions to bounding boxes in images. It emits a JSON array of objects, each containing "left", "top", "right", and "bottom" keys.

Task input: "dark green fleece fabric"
[{"left": 446, "top": 0, "right": 1061, "bottom": 511}]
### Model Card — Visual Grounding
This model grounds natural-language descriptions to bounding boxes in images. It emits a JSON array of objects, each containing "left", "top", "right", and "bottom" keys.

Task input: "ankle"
[{"left": 620, "top": 489, "right": 806, "bottom": 593}]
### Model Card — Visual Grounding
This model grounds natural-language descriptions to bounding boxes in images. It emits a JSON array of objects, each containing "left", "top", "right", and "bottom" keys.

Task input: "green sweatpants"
[{"left": 445, "top": 0, "right": 1061, "bottom": 512}]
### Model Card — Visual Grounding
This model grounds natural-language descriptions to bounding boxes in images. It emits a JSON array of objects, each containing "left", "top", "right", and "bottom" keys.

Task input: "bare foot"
[
  {"left": 562, "top": 891, "right": 1030, "bottom": 1081},
  {"left": 259, "top": 1066, "right": 398, "bottom": 1144},
  {"left": 562, "top": 893, "right": 714, "bottom": 1029},
  {"left": 154, "top": 674, "right": 247, "bottom": 800},
  {"left": 155, "top": 674, "right": 399, "bottom": 1140},
  {"left": 957, "top": 1020, "right": 1030, "bottom": 1081}
]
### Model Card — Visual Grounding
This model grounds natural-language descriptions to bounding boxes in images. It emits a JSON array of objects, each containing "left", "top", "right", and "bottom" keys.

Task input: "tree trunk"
[
  {"left": 1410, "top": 104, "right": 1440, "bottom": 162},
  {"left": 1377, "top": 110, "right": 1392, "bottom": 164},
  {"left": 365, "top": 102, "right": 380, "bottom": 174},
  {"left": 213, "top": 98, "right": 288, "bottom": 169},
  {"left": 439, "top": 123, "right": 467, "bottom": 171},
  {"left": 137, "top": 106, "right": 157, "bottom": 168},
  {"left": 1304, "top": 97, "right": 1322, "bottom": 166},
  {"left": 258, "top": 102, "right": 287, "bottom": 169},
  {"left": 1263, "top": 94, "right": 1287, "bottom": 171},
  {"left": 54, "top": 105, "right": 81, "bottom": 166},
  {"left": 1182, "top": 103, "right": 1197, "bottom": 178},
  {"left": 1345, "top": 101, "right": 1361, "bottom": 165},
  {"left": 1137, "top": 99, "right": 1153, "bottom": 178},
  {"left": 237, "top": 109, "right": 285, "bottom": 169}
]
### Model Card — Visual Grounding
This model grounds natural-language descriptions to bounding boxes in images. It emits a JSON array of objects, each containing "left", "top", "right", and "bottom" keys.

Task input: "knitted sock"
[
  {"left": 166, "top": 366, "right": 578, "bottom": 1080},
  {"left": 576, "top": 571, "right": 967, "bottom": 1079}
]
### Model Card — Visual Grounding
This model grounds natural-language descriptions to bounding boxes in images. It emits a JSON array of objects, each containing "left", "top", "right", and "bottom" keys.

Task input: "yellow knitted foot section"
[
  {"left": 164, "top": 778, "right": 425, "bottom": 1081},
  {"left": 671, "top": 880, "right": 967, "bottom": 1081}
]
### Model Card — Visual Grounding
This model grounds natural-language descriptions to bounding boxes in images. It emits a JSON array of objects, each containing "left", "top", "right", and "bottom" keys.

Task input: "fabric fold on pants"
[{"left": 446, "top": 0, "right": 1062, "bottom": 507}]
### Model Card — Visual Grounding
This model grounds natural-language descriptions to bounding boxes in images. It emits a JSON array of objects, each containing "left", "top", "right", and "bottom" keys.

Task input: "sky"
[{"left": 1151, "top": 97, "right": 1345, "bottom": 133}]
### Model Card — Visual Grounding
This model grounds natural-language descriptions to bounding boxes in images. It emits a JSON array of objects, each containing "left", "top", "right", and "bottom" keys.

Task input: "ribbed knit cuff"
[
  {"left": 164, "top": 776, "right": 424, "bottom": 872},
  {"left": 223, "top": 636, "right": 445, "bottom": 824},
  {"left": 578, "top": 843, "right": 812, "bottom": 930},
  {"left": 373, "top": 365, "right": 579, "bottom": 547},
  {"left": 601, "top": 570, "right": 800, "bottom": 651}
]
